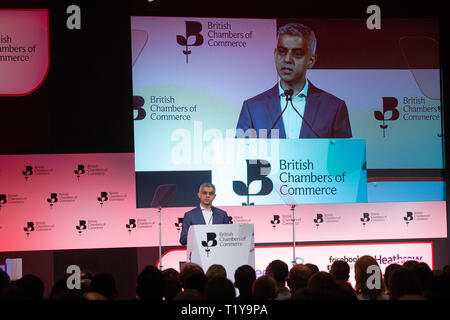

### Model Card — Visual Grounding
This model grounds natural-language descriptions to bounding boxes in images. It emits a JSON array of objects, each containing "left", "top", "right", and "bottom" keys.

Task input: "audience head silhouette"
[
  {"left": 1, "top": 258, "right": 448, "bottom": 301},
  {"left": 252, "top": 275, "right": 277, "bottom": 300},
  {"left": 354, "top": 255, "right": 387, "bottom": 300},
  {"left": 136, "top": 265, "right": 166, "bottom": 300},
  {"left": 287, "top": 264, "right": 312, "bottom": 293},
  {"left": 329, "top": 260, "right": 350, "bottom": 281},
  {"left": 234, "top": 265, "right": 256, "bottom": 300}
]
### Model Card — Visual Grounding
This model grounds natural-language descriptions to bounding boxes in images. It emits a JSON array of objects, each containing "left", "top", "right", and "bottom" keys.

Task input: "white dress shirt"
[
  {"left": 278, "top": 79, "right": 309, "bottom": 139},
  {"left": 200, "top": 204, "right": 213, "bottom": 225}
]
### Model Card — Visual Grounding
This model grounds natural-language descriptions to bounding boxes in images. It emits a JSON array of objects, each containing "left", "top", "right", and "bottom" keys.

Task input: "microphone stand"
[
  {"left": 158, "top": 205, "right": 162, "bottom": 270},
  {"left": 150, "top": 184, "right": 177, "bottom": 271},
  {"left": 268, "top": 101, "right": 289, "bottom": 138},
  {"left": 289, "top": 100, "right": 321, "bottom": 138},
  {"left": 269, "top": 88, "right": 321, "bottom": 139},
  {"left": 290, "top": 204, "right": 297, "bottom": 267}
]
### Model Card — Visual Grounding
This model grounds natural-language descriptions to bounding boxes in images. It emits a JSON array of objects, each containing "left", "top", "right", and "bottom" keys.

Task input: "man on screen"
[
  {"left": 236, "top": 23, "right": 352, "bottom": 139},
  {"left": 179, "top": 183, "right": 230, "bottom": 245}
]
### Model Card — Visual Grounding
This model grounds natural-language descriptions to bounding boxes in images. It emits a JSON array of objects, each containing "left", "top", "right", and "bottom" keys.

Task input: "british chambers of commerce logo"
[
  {"left": 360, "top": 212, "right": 370, "bottom": 227},
  {"left": 374, "top": 97, "right": 399, "bottom": 137},
  {"left": 47, "top": 193, "right": 58, "bottom": 208},
  {"left": 270, "top": 215, "right": 280, "bottom": 231},
  {"left": 233, "top": 159, "right": 273, "bottom": 206},
  {"left": 201, "top": 232, "right": 217, "bottom": 257},
  {"left": 74, "top": 164, "right": 85, "bottom": 181},
  {"left": 0, "top": 194, "right": 6, "bottom": 210},
  {"left": 126, "top": 218, "right": 137, "bottom": 235},
  {"left": 174, "top": 217, "right": 183, "bottom": 232},
  {"left": 97, "top": 192, "right": 108, "bottom": 208},
  {"left": 24, "top": 222, "right": 35, "bottom": 238},
  {"left": 404, "top": 211, "right": 414, "bottom": 226},
  {"left": 22, "top": 166, "right": 33, "bottom": 182},
  {"left": 76, "top": 220, "right": 87, "bottom": 236},
  {"left": 176, "top": 21, "right": 204, "bottom": 64},
  {"left": 313, "top": 213, "right": 324, "bottom": 229}
]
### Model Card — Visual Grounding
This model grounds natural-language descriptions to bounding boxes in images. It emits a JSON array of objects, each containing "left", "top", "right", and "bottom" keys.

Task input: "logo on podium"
[{"left": 201, "top": 232, "right": 217, "bottom": 257}]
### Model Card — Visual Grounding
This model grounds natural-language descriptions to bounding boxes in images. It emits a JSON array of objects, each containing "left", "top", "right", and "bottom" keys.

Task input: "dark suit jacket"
[
  {"left": 236, "top": 81, "right": 352, "bottom": 138},
  {"left": 179, "top": 206, "right": 230, "bottom": 245}
]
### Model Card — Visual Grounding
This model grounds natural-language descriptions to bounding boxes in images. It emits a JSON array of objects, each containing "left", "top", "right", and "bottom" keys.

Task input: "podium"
[{"left": 186, "top": 224, "right": 255, "bottom": 282}]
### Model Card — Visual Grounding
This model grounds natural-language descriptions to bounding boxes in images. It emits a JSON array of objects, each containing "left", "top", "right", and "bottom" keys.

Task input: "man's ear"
[{"left": 307, "top": 53, "right": 317, "bottom": 69}]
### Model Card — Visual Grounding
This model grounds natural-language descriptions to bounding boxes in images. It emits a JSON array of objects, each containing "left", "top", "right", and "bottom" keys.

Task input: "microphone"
[
  {"left": 284, "top": 89, "right": 293, "bottom": 102},
  {"left": 269, "top": 88, "right": 321, "bottom": 138},
  {"left": 268, "top": 90, "right": 292, "bottom": 138}
]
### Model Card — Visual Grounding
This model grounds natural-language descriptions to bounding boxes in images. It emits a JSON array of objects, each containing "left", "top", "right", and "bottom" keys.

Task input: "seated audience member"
[
  {"left": 205, "top": 277, "right": 236, "bottom": 300},
  {"left": 307, "top": 271, "right": 336, "bottom": 292},
  {"left": 252, "top": 275, "right": 277, "bottom": 300},
  {"left": 162, "top": 268, "right": 182, "bottom": 301},
  {"left": 442, "top": 264, "right": 450, "bottom": 276},
  {"left": 80, "top": 270, "right": 94, "bottom": 293},
  {"left": 410, "top": 262, "right": 433, "bottom": 296},
  {"left": 179, "top": 263, "right": 207, "bottom": 295},
  {"left": 0, "top": 282, "right": 28, "bottom": 300},
  {"left": 136, "top": 265, "right": 165, "bottom": 300},
  {"left": 49, "top": 278, "right": 68, "bottom": 299},
  {"left": 305, "top": 263, "right": 319, "bottom": 276},
  {"left": 335, "top": 280, "right": 357, "bottom": 300},
  {"left": 234, "top": 265, "right": 256, "bottom": 300},
  {"left": 287, "top": 264, "right": 312, "bottom": 294},
  {"left": 402, "top": 260, "right": 419, "bottom": 270},
  {"left": 388, "top": 267, "right": 423, "bottom": 300},
  {"left": 265, "top": 260, "right": 291, "bottom": 300},
  {"left": 424, "top": 271, "right": 450, "bottom": 300},
  {"left": 0, "top": 269, "right": 11, "bottom": 296},
  {"left": 308, "top": 271, "right": 356, "bottom": 300},
  {"left": 307, "top": 271, "right": 340, "bottom": 300},
  {"left": 329, "top": 260, "right": 350, "bottom": 282},
  {"left": 354, "top": 255, "right": 388, "bottom": 300},
  {"left": 206, "top": 264, "right": 227, "bottom": 280},
  {"left": 49, "top": 278, "right": 84, "bottom": 300},
  {"left": 383, "top": 263, "right": 401, "bottom": 294},
  {"left": 15, "top": 274, "right": 45, "bottom": 300},
  {"left": 89, "top": 272, "right": 118, "bottom": 300}
]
